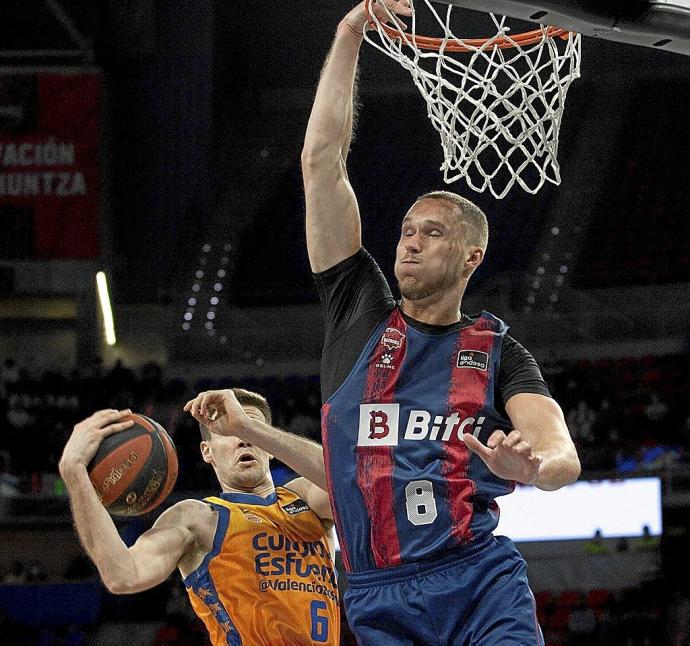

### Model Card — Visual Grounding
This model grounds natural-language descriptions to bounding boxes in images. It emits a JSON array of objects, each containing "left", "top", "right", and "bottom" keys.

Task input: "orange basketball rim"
[{"left": 364, "top": 0, "right": 572, "bottom": 51}]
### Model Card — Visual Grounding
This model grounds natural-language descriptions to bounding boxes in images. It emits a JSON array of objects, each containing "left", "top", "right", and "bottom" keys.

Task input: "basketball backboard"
[{"left": 437, "top": 0, "right": 690, "bottom": 55}]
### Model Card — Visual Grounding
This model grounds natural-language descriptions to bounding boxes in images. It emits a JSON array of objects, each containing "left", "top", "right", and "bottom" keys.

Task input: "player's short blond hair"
[
  {"left": 199, "top": 388, "right": 272, "bottom": 441},
  {"left": 415, "top": 190, "right": 489, "bottom": 250}
]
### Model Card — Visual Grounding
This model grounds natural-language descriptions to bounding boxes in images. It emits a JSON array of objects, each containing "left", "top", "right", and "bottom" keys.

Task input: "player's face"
[
  {"left": 204, "top": 406, "right": 273, "bottom": 491},
  {"left": 394, "top": 199, "right": 468, "bottom": 301}
]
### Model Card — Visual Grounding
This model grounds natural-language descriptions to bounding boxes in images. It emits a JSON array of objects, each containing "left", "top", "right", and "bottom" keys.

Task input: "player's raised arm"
[
  {"left": 301, "top": 1, "right": 412, "bottom": 273},
  {"left": 185, "top": 389, "right": 329, "bottom": 492},
  {"left": 58, "top": 411, "right": 197, "bottom": 594}
]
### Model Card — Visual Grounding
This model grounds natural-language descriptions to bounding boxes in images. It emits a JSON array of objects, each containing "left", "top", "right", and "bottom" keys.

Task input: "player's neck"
[
  {"left": 221, "top": 480, "right": 276, "bottom": 499},
  {"left": 400, "top": 293, "right": 464, "bottom": 326}
]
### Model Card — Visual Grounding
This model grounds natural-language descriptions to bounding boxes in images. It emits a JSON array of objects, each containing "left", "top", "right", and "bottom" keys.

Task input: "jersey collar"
[{"left": 218, "top": 490, "right": 278, "bottom": 506}]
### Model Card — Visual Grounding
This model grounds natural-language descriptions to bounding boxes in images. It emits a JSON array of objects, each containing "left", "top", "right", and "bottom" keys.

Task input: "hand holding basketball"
[
  {"left": 184, "top": 389, "right": 250, "bottom": 437},
  {"left": 464, "top": 429, "right": 543, "bottom": 486},
  {"left": 59, "top": 409, "right": 135, "bottom": 477},
  {"left": 61, "top": 411, "right": 178, "bottom": 516}
]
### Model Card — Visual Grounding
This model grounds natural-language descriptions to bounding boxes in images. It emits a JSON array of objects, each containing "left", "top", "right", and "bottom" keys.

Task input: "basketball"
[{"left": 87, "top": 413, "right": 178, "bottom": 517}]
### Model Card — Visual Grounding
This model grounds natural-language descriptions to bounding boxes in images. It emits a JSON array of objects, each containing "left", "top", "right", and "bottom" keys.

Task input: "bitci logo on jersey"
[
  {"left": 358, "top": 404, "right": 399, "bottom": 446},
  {"left": 358, "top": 403, "right": 486, "bottom": 446}
]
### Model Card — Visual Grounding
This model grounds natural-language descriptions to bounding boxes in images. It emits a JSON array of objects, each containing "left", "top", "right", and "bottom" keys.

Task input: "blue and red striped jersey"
[{"left": 322, "top": 307, "right": 515, "bottom": 574}]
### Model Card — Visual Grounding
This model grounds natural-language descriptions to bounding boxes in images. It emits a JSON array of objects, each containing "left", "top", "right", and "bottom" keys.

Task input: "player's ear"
[
  {"left": 463, "top": 245, "right": 484, "bottom": 275},
  {"left": 200, "top": 440, "right": 213, "bottom": 464}
]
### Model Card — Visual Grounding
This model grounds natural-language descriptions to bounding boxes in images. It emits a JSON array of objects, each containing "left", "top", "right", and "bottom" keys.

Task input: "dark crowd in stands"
[{"left": 1, "top": 353, "right": 689, "bottom": 493}]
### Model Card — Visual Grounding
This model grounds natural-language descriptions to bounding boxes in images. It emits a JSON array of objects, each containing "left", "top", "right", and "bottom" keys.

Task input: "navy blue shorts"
[{"left": 344, "top": 534, "right": 543, "bottom": 645}]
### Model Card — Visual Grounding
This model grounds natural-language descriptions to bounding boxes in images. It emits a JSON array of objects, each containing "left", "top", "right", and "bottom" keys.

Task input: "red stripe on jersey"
[
  {"left": 321, "top": 402, "right": 352, "bottom": 572},
  {"left": 443, "top": 316, "right": 496, "bottom": 545},
  {"left": 356, "top": 309, "right": 407, "bottom": 568}
]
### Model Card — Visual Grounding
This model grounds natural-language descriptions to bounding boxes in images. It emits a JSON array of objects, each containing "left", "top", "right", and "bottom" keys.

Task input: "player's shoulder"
[
  {"left": 466, "top": 309, "right": 510, "bottom": 331},
  {"left": 313, "top": 246, "right": 373, "bottom": 278},
  {"left": 279, "top": 478, "right": 306, "bottom": 498},
  {"left": 279, "top": 479, "right": 333, "bottom": 528},
  {"left": 153, "top": 498, "right": 217, "bottom": 533},
  {"left": 278, "top": 479, "right": 318, "bottom": 508}
]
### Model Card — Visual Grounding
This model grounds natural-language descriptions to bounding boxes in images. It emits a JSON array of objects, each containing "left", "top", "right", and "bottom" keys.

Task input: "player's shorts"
[{"left": 343, "top": 534, "right": 543, "bottom": 645}]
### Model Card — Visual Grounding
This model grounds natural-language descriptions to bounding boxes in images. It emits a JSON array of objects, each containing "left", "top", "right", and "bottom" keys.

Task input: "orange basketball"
[{"left": 87, "top": 413, "right": 178, "bottom": 517}]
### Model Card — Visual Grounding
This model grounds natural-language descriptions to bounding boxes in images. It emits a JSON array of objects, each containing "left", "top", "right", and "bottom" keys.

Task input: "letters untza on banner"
[{"left": 0, "top": 72, "right": 101, "bottom": 259}]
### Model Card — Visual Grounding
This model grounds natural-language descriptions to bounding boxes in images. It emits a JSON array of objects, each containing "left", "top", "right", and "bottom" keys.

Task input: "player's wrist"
[
  {"left": 337, "top": 18, "right": 367, "bottom": 40},
  {"left": 58, "top": 458, "right": 88, "bottom": 483}
]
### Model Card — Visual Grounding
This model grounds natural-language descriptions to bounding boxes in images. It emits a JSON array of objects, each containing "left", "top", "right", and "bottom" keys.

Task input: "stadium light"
[{"left": 96, "top": 271, "right": 116, "bottom": 346}]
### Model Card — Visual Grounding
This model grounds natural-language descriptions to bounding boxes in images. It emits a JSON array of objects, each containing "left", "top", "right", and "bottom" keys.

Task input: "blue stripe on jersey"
[{"left": 183, "top": 503, "right": 242, "bottom": 646}]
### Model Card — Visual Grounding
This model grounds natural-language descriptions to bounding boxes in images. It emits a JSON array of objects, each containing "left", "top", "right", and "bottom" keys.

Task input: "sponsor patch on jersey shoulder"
[
  {"left": 381, "top": 327, "right": 405, "bottom": 350},
  {"left": 282, "top": 499, "right": 310, "bottom": 515},
  {"left": 456, "top": 350, "right": 489, "bottom": 370}
]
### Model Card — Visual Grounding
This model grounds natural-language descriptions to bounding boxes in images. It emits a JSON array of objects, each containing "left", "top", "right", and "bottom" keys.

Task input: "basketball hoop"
[{"left": 363, "top": 0, "right": 581, "bottom": 199}]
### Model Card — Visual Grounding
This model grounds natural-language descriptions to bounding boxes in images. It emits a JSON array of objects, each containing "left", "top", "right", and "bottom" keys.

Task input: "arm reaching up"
[{"left": 302, "top": 0, "right": 413, "bottom": 273}]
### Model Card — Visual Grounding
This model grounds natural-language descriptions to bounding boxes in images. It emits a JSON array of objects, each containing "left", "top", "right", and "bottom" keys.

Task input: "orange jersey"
[{"left": 184, "top": 487, "right": 340, "bottom": 646}]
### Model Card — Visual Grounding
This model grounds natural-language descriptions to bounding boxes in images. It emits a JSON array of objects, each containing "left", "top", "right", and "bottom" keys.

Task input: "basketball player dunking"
[
  {"left": 59, "top": 389, "right": 340, "bottom": 646},
  {"left": 298, "top": 0, "right": 579, "bottom": 643}
]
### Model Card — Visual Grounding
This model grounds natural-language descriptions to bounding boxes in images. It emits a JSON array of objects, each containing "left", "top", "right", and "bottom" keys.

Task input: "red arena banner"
[{"left": 0, "top": 71, "right": 101, "bottom": 259}]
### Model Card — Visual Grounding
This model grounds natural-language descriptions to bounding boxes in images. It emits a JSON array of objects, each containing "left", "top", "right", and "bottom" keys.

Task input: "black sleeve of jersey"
[
  {"left": 498, "top": 335, "right": 551, "bottom": 416},
  {"left": 313, "top": 248, "right": 396, "bottom": 402}
]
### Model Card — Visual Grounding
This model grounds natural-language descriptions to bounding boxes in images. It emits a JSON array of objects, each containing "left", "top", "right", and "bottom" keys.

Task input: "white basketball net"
[{"left": 363, "top": 0, "right": 582, "bottom": 199}]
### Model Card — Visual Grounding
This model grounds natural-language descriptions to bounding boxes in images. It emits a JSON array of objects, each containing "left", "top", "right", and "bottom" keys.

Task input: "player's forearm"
[
  {"left": 60, "top": 464, "right": 138, "bottom": 592},
  {"left": 237, "top": 418, "right": 328, "bottom": 491},
  {"left": 505, "top": 393, "right": 581, "bottom": 491},
  {"left": 302, "top": 22, "right": 362, "bottom": 166},
  {"left": 532, "top": 441, "right": 581, "bottom": 491}
]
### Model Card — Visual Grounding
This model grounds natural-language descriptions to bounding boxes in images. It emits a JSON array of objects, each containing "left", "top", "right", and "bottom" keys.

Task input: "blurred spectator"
[
  {"left": 640, "top": 443, "right": 682, "bottom": 470},
  {"left": 636, "top": 525, "right": 660, "bottom": 552},
  {"left": 0, "top": 358, "right": 19, "bottom": 390},
  {"left": 26, "top": 560, "right": 46, "bottom": 583},
  {"left": 584, "top": 529, "right": 609, "bottom": 556},
  {"left": 0, "top": 451, "right": 19, "bottom": 495},
  {"left": 566, "top": 400, "right": 597, "bottom": 444},
  {"left": 6, "top": 399, "right": 32, "bottom": 431},
  {"left": 644, "top": 393, "right": 669, "bottom": 425},
  {"left": 2, "top": 560, "right": 27, "bottom": 583}
]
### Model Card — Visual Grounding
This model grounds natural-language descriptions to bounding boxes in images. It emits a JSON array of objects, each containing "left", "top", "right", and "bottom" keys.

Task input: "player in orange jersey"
[{"left": 59, "top": 388, "right": 340, "bottom": 646}]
